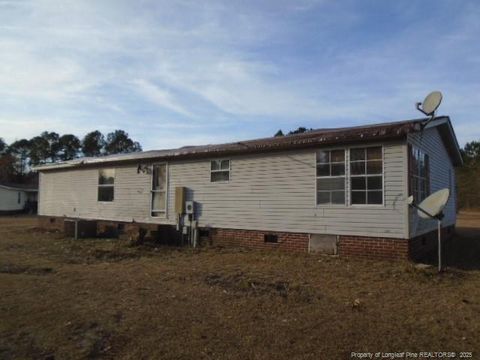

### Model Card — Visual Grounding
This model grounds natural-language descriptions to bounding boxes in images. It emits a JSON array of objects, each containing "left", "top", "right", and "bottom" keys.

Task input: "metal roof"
[{"left": 34, "top": 116, "right": 462, "bottom": 171}]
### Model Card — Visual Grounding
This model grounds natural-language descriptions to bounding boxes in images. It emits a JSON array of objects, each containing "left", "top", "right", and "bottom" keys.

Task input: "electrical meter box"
[
  {"left": 175, "top": 187, "right": 186, "bottom": 214},
  {"left": 185, "top": 200, "right": 194, "bottom": 215}
]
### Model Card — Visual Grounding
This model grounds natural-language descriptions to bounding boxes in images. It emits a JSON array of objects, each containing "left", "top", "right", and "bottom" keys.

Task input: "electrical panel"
[{"left": 175, "top": 187, "right": 186, "bottom": 214}]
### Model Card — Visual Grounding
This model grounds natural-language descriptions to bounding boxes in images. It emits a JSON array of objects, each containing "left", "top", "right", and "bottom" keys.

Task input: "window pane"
[
  {"left": 367, "top": 191, "right": 383, "bottom": 204},
  {"left": 152, "top": 165, "right": 166, "bottom": 190},
  {"left": 424, "top": 155, "right": 430, "bottom": 181},
  {"left": 351, "top": 177, "right": 366, "bottom": 190},
  {"left": 220, "top": 160, "right": 230, "bottom": 170},
  {"left": 211, "top": 160, "right": 221, "bottom": 171},
  {"left": 350, "top": 148, "right": 365, "bottom": 161},
  {"left": 99, "top": 169, "right": 115, "bottom": 185},
  {"left": 317, "top": 178, "right": 344, "bottom": 191},
  {"left": 316, "top": 164, "right": 330, "bottom": 177},
  {"left": 98, "top": 186, "right": 114, "bottom": 202},
  {"left": 367, "top": 160, "right": 382, "bottom": 174},
  {"left": 331, "top": 150, "right": 344, "bottom": 162},
  {"left": 367, "top": 147, "right": 382, "bottom": 160},
  {"left": 317, "top": 150, "right": 329, "bottom": 164},
  {"left": 367, "top": 176, "right": 382, "bottom": 190},
  {"left": 331, "top": 163, "right": 345, "bottom": 176},
  {"left": 317, "top": 192, "right": 330, "bottom": 204},
  {"left": 420, "top": 179, "right": 426, "bottom": 193},
  {"left": 351, "top": 191, "right": 366, "bottom": 204},
  {"left": 350, "top": 162, "right": 365, "bottom": 175},
  {"left": 331, "top": 191, "right": 345, "bottom": 204},
  {"left": 211, "top": 171, "right": 229, "bottom": 182},
  {"left": 152, "top": 191, "right": 166, "bottom": 211},
  {"left": 412, "top": 152, "right": 418, "bottom": 171}
]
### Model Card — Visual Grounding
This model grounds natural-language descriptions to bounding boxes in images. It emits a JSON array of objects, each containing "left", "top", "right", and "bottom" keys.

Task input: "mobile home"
[{"left": 35, "top": 117, "right": 462, "bottom": 259}]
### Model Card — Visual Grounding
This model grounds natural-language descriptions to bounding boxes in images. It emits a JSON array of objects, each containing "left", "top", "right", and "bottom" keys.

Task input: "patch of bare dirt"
[
  {"left": 204, "top": 272, "right": 318, "bottom": 302},
  {"left": 0, "top": 214, "right": 480, "bottom": 359}
]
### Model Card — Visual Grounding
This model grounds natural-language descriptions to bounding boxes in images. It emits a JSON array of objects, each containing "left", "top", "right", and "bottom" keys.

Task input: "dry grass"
[{"left": 1, "top": 215, "right": 480, "bottom": 359}]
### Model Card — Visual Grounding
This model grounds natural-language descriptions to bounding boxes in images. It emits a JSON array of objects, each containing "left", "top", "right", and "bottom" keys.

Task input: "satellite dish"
[
  {"left": 417, "top": 91, "right": 443, "bottom": 116},
  {"left": 417, "top": 188, "right": 450, "bottom": 219},
  {"left": 408, "top": 188, "right": 450, "bottom": 273}
]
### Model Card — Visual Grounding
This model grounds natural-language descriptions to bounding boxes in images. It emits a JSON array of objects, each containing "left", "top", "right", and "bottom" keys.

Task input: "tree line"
[
  {"left": 0, "top": 130, "right": 142, "bottom": 183},
  {"left": 457, "top": 140, "right": 480, "bottom": 209},
  {"left": 274, "top": 127, "right": 313, "bottom": 137}
]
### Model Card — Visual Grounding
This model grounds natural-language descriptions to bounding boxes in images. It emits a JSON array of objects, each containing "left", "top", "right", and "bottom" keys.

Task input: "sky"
[{"left": 0, "top": 0, "right": 479, "bottom": 150}]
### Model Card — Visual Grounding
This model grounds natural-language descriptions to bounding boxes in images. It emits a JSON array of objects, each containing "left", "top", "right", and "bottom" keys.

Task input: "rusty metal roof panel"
[{"left": 35, "top": 117, "right": 454, "bottom": 171}]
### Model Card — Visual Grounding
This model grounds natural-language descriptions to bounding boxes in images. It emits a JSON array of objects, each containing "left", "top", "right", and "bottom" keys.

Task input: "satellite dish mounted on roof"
[
  {"left": 407, "top": 188, "right": 450, "bottom": 272},
  {"left": 416, "top": 91, "right": 443, "bottom": 116},
  {"left": 416, "top": 91, "right": 443, "bottom": 128}
]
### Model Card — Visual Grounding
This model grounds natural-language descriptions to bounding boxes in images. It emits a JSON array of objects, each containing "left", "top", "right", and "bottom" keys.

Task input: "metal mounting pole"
[
  {"left": 437, "top": 219, "right": 442, "bottom": 272},
  {"left": 408, "top": 200, "right": 445, "bottom": 273},
  {"left": 74, "top": 219, "right": 78, "bottom": 241}
]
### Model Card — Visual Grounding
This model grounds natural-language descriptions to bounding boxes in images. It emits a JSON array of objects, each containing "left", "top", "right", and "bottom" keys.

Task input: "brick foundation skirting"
[
  {"left": 37, "top": 216, "right": 456, "bottom": 261},
  {"left": 338, "top": 236, "right": 409, "bottom": 260},
  {"left": 211, "top": 228, "right": 410, "bottom": 259},
  {"left": 211, "top": 228, "right": 309, "bottom": 253}
]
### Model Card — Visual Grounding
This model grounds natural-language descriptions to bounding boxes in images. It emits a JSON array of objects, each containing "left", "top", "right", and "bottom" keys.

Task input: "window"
[
  {"left": 350, "top": 147, "right": 383, "bottom": 205},
  {"left": 211, "top": 159, "right": 230, "bottom": 182},
  {"left": 17, "top": 192, "right": 21, "bottom": 204},
  {"left": 98, "top": 169, "right": 115, "bottom": 202},
  {"left": 409, "top": 145, "right": 430, "bottom": 203},
  {"left": 151, "top": 164, "right": 167, "bottom": 216},
  {"left": 316, "top": 150, "right": 346, "bottom": 205}
]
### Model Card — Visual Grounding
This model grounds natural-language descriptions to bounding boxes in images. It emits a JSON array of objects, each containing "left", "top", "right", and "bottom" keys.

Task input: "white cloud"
[
  {"left": 0, "top": 116, "right": 91, "bottom": 143},
  {"left": 132, "top": 79, "right": 194, "bottom": 117},
  {"left": 0, "top": 0, "right": 478, "bottom": 149}
]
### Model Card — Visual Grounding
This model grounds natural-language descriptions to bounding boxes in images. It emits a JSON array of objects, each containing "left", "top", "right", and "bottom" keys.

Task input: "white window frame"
[
  {"left": 97, "top": 168, "right": 115, "bottom": 203},
  {"left": 348, "top": 145, "right": 385, "bottom": 207},
  {"left": 315, "top": 149, "right": 347, "bottom": 207},
  {"left": 210, "top": 159, "right": 230, "bottom": 183},
  {"left": 150, "top": 163, "right": 168, "bottom": 218},
  {"left": 409, "top": 146, "right": 430, "bottom": 203}
]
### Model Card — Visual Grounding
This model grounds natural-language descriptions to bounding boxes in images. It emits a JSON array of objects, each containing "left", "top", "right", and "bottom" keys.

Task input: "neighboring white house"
[
  {"left": 34, "top": 116, "right": 462, "bottom": 259},
  {"left": 0, "top": 183, "right": 38, "bottom": 214}
]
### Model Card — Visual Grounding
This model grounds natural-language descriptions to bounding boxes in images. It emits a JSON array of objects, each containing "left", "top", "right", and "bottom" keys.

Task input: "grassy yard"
[{"left": 1, "top": 214, "right": 480, "bottom": 359}]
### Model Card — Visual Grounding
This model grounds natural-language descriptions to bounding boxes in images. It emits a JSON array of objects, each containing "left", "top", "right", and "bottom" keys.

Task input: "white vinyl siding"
[
  {"left": 38, "top": 142, "right": 407, "bottom": 238},
  {"left": 39, "top": 166, "right": 152, "bottom": 221},
  {"left": 408, "top": 127, "right": 457, "bottom": 238}
]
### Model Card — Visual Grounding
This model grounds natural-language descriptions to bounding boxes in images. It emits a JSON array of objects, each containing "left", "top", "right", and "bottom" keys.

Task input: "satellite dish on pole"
[
  {"left": 407, "top": 188, "right": 450, "bottom": 272},
  {"left": 418, "top": 91, "right": 443, "bottom": 116},
  {"left": 416, "top": 188, "right": 449, "bottom": 219}
]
